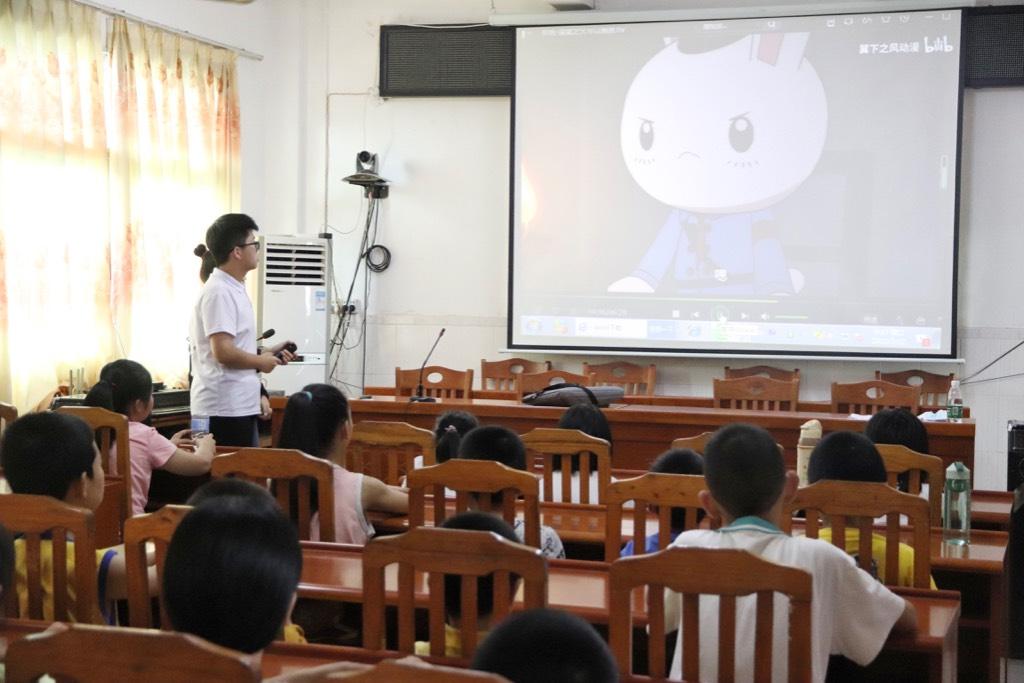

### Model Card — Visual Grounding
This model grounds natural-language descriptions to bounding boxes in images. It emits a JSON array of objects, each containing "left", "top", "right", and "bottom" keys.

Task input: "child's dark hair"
[
  {"left": 471, "top": 608, "right": 618, "bottom": 683},
  {"left": 864, "top": 408, "right": 929, "bottom": 491},
  {"left": 703, "top": 424, "right": 786, "bottom": 519},
  {"left": 808, "top": 431, "right": 886, "bottom": 484},
  {"left": 187, "top": 477, "right": 279, "bottom": 509},
  {"left": 163, "top": 493, "right": 302, "bottom": 654},
  {"left": 1, "top": 412, "right": 97, "bottom": 500},
  {"left": 438, "top": 512, "right": 519, "bottom": 623},
  {"left": 205, "top": 213, "right": 259, "bottom": 265},
  {"left": 650, "top": 448, "right": 705, "bottom": 530},
  {"left": 194, "top": 243, "right": 217, "bottom": 283},
  {"left": 556, "top": 403, "right": 612, "bottom": 472},
  {"left": 83, "top": 359, "right": 152, "bottom": 416},
  {"left": 434, "top": 411, "right": 479, "bottom": 464},
  {"left": 278, "top": 383, "right": 349, "bottom": 460},
  {"left": 459, "top": 426, "right": 526, "bottom": 471}
]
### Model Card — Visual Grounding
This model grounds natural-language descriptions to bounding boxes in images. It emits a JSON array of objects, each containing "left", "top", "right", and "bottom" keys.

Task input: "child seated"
[
  {"left": 0, "top": 412, "right": 142, "bottom": 621},
  {"left": 549, "top": 403, "right": 612, "bottom": 503},
  {"left": 666, "top": 423, "right": 916, "bottom": 683},
  {"left": 864, "top": 407, "right": 931, "bottom": 494},
  {"left": 808, "top": 431, "right": 936, "bottom": 588},
  {"left": 84, "top": 359, "right": 215, "bottom": 514},
  {"left": 458, "top": 426, "right": 565, "bottom": 559},
  {"left": 413, "top": 512, "right": 521, "bottom": 658},
  {"left": 620, "top": 447, "right": 704, "bottom": 556},
  {"left": 434, "top": 410, "right": 480, "bottom": 465},
  {"left": 277, "top": 383, "right": 408, "bottom": 544},
  {"left": 471, "top": 608, "right": 618, "bottom": 683},
  {"left": 163, "top": 485, "right": 302, "bottom": 656}
]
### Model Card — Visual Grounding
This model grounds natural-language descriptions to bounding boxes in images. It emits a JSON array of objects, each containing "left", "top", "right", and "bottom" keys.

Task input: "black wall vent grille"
[{"left": 380, "top": 25, "right": 514, "bottom": 97}]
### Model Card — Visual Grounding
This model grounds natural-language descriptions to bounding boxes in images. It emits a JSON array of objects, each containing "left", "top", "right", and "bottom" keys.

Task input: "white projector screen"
[{"left": 509, "top": 9, "right": 962, "bottom": 358}]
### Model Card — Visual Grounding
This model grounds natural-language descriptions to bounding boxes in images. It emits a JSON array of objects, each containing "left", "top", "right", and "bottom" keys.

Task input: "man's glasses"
[{"left": 237, "top": 241, "right": 261, "bottom": 251}]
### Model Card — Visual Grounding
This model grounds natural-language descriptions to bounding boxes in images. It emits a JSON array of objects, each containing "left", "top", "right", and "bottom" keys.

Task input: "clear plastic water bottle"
[
  {"left": 943, "top": 461, "right": 970, "bottom": 545},
  {"left": 946, "top": 379, "right": 964, "bottom": 422},
  {"left": 190, "top": 415, "right": 210, "bottom": 439}
]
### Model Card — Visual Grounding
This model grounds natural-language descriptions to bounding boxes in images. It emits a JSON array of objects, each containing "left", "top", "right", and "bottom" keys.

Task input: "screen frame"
[{"left": 506, "top": 8, "right": 966, "bottom": 360}]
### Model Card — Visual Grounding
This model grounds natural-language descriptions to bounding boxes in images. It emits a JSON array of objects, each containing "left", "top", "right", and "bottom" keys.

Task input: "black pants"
[{"left": 209, "top": 415, "right": 258, "bottom": 447}]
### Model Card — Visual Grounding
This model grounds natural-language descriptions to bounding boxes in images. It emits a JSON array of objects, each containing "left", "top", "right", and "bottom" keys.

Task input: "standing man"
[{"left": 190, "top": 214, "right": 295, "bottom": 446}]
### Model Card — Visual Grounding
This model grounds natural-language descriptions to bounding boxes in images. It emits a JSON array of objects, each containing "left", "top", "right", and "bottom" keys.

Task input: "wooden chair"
[
  {"left": 876, "top": 369, "right": 954, "bottom": 409},
  {"left": 514, "top": 369, "right": 591, "bottom": 395},
  {"left": 875, "top": 443, "right": 946, "bottom": 524},
  {"left": 315, "top": 659, "right": 510, "bottom": 682},
  {"left": 604, "top": 473, "right": 709, "bottom": 561},
  {"left": 406, "top": 459, "right": 542, "bottom": 549},
  {"left": 520, "top": 427, "right": 611, "bottom": 504},
  {"left": 608, "top": 547, "right": 812, "bottom": 681},
  {"left": 0, "top": 401, "right": 17, "bottom": 433},
  {"left": 0, "top": 494, "right": 100, "bottom": 623},
  {"left": 670, "top": 432, "right": 715, "bottom": 454},
  {"left": 210, "top": 448, "right": 336, "bottom": 541},
  {"left": 362, "top": 526, "right": 547, "bottom": 659},
  {"left": 713, "top": 376, "right": 799, "bottom": 412},
  {"left": 783, "top": 480, "right": 931, "bottom": 588},
  {"left": 124, "top": 505, "right": 190, "bottom": 628},
  {"left": 830, "top": 380, "right": 920, "bottom": 415},
  {"left": 481, "top": 358, "right": 551, "bottom": 392},
  {"left": 56, "top": 405, "right": 132, "bottom": 519},
  {"left": 395, "top": 366, "right": 474, "bottom": 400},
  {"left": 725, "top": 365, "right": 800, "bottom": 382},
  {"left": 582, "top": 361, "right": 657, "bottom": 396},
  {"left": 5, "top": 622, "right": 260, "bottom": 682},
  {"left": 347, "top": 421, "right": 436, "bottom": 486}
]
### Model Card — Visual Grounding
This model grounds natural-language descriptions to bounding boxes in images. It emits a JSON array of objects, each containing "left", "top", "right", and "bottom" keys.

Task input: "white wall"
[{"left": 110, "top": 1, "right": 1024, "bottom": 489}]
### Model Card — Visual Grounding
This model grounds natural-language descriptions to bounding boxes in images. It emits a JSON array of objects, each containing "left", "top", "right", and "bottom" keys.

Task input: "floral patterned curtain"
[{"left": 0, "top": 0, "right": 240, "bottom": 411}]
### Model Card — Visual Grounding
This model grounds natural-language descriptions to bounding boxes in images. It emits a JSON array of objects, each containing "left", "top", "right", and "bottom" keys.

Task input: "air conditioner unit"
[{"left": 257, "top": 235, "right": 332, "bottom": 395}]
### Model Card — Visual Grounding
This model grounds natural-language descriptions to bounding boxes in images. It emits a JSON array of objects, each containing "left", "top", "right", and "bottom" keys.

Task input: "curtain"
[{"left": 0, "top": 1, "right": 240, "bottom": 411}]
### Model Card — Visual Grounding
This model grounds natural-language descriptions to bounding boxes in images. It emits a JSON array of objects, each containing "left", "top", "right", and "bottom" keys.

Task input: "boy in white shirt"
[{"left": 665, "top": 423, "right": 917, "bottom": 683}]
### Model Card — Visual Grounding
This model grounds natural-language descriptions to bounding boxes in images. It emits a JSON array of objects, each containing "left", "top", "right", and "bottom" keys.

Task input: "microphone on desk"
[{"left": 411, "top": 328, "right": 446, "bottom": 403}]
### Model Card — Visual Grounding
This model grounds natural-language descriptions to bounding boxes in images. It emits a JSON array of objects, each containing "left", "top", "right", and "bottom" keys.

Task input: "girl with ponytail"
[
  {"left": 277, "top": 383, "right": 408, "bottom": 544},
  {"left": 84, "top": 360, "right": 215, "bottom": 514}
]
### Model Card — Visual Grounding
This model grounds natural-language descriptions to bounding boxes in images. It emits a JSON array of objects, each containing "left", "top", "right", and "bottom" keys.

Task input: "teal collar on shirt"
[{"left": 719, "top": 515, "right": 785, "bottom": 535}]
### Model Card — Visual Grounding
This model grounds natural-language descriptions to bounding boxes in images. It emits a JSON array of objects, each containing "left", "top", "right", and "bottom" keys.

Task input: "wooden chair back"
[
  {"left": 362, "top": 526, "right": 547, "bottom": 659},
  {"left": 56, "top": 406, "right": 132, "bottom": 519},
  {"left": 0, "top": 401, "right": 17, "bottom": 433},
  {"left": 480, "top": 358, "right": 551, "bottom": 392},
  {"left": 875, "top": 369, "right": 954, "bottom": 409},
  {"left": 347, "top": 421, "right": 436, "bottom": 486},
  {"left": 830, "top": 380, "right": 920, "bottom": 415},
  {"left": 713, "top": 376, "right": 799, "bottom": 412},
  {"left": 514, "top": 369, "right": 591, "bottom": 396},
  {"left": 336, "top": 660, "right": 510, "bottom": 682},
  {"left": 210, "top": 448, "right": 336, "bottom": 541},
  {"left": 0, "top": 494, "right": 100, "bottom": 623},
  {"left": 124, "top": 504, "right": 190, "bottom": 628},
  {"left": 395, "top": 366, "right": 474, "bottom": 399},
  {"left": 406, "top": 459, "right": 542, "bottom": 548},
  {"left": 875, "top": 443, "right": 946, "bottom": 523},
  {"left": 608, "top": 547, "right": 812, "bottom": 681},
  {"left": 5, "top": 622, "right": 261, "bottom": 682},
  {"left": 783, "top": 480, "right": 931, "bottom": 588},
  {"left": 604, "top": 473, "right": 710, "bottom": 561},
  {"left": 520, "top": 427, "right": 611, "bottom": 504},
  {"left": 581, "top": 361, "right": 657, "bottom": 396},
  {"left": 725, "top": 365, "right": 800, "bottom": 382},
  {"left": 670, "top": 432, "right": 715, "bottom": 454}
]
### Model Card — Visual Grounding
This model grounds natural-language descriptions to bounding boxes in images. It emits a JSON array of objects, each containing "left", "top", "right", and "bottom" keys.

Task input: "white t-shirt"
[
  {"left": 666, "top": 517, "right": 906, "bottom": 683},
  {"left": 189, "top": 268, "right": 260, "bottom": 417}
]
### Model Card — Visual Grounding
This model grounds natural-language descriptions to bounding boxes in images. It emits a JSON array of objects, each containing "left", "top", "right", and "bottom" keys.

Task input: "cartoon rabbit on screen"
[{"left": 608, "top": 32, "right": 827, "bottom": 296}]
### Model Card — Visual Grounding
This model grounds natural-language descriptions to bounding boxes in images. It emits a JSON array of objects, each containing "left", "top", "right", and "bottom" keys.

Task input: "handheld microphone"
[
  {"left": 258, "top": 328, "right": 276, "bottom": 342},
  {"left": 411, "top": 328, "right": 446, "bottom": 403}
]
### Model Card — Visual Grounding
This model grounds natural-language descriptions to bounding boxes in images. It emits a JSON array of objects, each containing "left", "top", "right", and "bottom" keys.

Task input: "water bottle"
[
  {"left": 946, "top": 379, "right": 964, "bottom": 422},
  {"left": 190, "top": 415, "right": 210, "bottom": 439},
  {"left": 943, "top": 461, "right": 970, "bottom": 545}
]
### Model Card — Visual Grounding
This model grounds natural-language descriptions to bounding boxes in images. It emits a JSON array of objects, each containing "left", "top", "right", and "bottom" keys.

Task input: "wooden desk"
[
  {"left": 296, "top": 542, "right": 958, "bottom": 682},
  {"left": 336, "top": 397, "right": 975, "bottom": 472},
  {"left": 972, "top": 490, "right": 1013, "bottom": 531}
]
